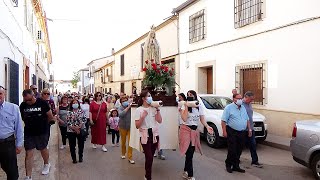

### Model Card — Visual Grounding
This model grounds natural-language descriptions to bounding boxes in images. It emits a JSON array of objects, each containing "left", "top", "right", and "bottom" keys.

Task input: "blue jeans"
[{"left": 246, "top": 131, "right": 258, "bottom": 164}]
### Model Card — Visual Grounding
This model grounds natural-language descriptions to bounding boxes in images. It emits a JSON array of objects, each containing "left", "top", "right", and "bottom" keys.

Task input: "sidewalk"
[
  {"left": 0, "top": 124, "right": 59, "bottom": 180},
  {"left": 261, "top": 134, "right": 291, "bottom": 151}
]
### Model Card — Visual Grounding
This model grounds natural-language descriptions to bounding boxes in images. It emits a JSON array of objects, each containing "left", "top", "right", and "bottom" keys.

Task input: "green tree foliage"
[{"left": 71, "top": 71, "right": 80, "bottom": 88}]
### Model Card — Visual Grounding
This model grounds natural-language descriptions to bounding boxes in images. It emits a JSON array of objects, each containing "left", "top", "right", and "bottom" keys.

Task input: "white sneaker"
[
  {"left": 121, "top": 155, "right": 126, "bottom": 159},
  {"left": 59, "top": 145, "right": 65, "bottom": 150},
  {"left": 112, "top": 144, "right": 115, "bottom": 147},
  {"left": 187, "top": 177, "right": 195, "bottom": 180},
  {"left": 116, "top": 143, "right": 120, "bottom": 147},
  {"left": 128, "top": 159, "right": 135, "bottom": 164},
  {"left": 182, "top": 171, "right": 188, "bottom": 179},
  {"left": 92, "top": 144, "right": 97, "bottom": 149},
  {"left": 24, "top": 176, "right": 32, "bottom": 180},
  {"left": 41, "top": 163, "right": 51, "bottom": 175},
  {"left": 102, "top": 146, "right": 108, "bottom": 152}
]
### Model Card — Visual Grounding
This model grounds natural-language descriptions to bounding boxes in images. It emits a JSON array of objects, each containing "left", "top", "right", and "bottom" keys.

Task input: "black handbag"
[{"left": 80, "top": 129, "right": 87, "bottom": 137}]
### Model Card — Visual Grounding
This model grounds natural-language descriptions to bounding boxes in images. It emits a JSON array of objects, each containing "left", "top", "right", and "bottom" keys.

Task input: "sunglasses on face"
[
  {"left": 32, "top": 88, "right": 37, "bottom": 90},
  {"left": 0, "top": 85, "right": 6, "bottom": 90},
  {"left": 43, "top": 93, "right": 50, "bottom": 95}
]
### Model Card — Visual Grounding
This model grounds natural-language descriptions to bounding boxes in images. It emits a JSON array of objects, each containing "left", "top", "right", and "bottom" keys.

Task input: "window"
[
  {"left": 120, "top": 83, "right": 125, "bottom": 93},
  {"left": 189, "top": 9, "right": 205, "bottom": 43},
  {"left": 234, "top": 0, "right": 263, "bottom": 28},
  {"left": 235, "top": 63, "right": 266, "bottom": 105},
  {"left": 200, "top": 96, "right": 233, "bottom": 110},
  {"left": 141, "top": 43, "right": 145, "bottom": 70},
  {"left": 100, "top": 71, "right": 103, "bottom": 83},
  {"left": 120, "top": 54, "right": 125, "bottom": 76}
]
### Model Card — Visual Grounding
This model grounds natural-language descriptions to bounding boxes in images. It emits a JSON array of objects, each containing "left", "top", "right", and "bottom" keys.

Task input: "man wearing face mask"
[
  {"left": 243, "top": 91, "right": 263, "bottom": 168},
  {"left": 221, "top": 93, "right": 252, "bottom": 174},
  {"left": 19, "top": 89, "right": 56, "bottom": 180},
  {"left": 118, "top": 96, "right": 135, "bottom": 164}
]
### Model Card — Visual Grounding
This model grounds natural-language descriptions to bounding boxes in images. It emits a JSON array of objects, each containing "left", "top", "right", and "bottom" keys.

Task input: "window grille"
[
  {"left": 234, "top": 0, "right": 263, "bottom": 28},
  {"left": 235, "top": 63, "right": 266, "bottom": 105},
  {"left": 189, "top": 9, "right": 205, "bottom": 43}
]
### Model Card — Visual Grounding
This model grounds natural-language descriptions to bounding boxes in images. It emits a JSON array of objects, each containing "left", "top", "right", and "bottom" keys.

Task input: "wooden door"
[{"left": 207, "top": 67, "right": 213, "bottom": 94}]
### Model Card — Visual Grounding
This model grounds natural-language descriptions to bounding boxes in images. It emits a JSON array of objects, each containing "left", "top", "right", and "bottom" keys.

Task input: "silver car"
[{"left": 290, "top": 120, "right": 320, "bottom": 179}]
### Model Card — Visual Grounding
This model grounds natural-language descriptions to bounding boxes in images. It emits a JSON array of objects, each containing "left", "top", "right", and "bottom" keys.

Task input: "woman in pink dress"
[{"left": 89, "top": 92, "right": 108, "bottom": 152}]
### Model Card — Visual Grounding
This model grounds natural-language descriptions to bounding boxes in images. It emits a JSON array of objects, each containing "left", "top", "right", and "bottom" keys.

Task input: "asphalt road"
[{"left": 57, "top": 133, "right": 314, "bottom": 180}]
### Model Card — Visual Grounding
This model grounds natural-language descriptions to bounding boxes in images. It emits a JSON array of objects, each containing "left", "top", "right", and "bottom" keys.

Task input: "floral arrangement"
[{"left": 142, "top": 59, "right": 175, "bottom": 88}]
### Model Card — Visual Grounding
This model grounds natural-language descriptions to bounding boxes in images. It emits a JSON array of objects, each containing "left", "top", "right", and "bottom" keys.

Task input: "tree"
[{"left": 71, "top": 71, "right": 80, "bottom": 88}]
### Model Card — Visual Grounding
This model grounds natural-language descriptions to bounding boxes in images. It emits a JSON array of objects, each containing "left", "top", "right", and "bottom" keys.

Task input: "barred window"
[
  {"left": 235, "top": 63, "right": 266, "bottom": 105},
  {"left": 234, "top": 0, "right": 263, "bottom": 28},
  {"left": 189, "top": 9, "right": 205, "bottom": 44}
]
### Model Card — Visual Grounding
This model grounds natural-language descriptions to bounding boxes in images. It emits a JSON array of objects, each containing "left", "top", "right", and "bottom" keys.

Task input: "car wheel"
[
  {"left": 205, "top": 124, "right": 221, "bottom": 148},
  {"left": 311, "top": 153, "right": 320, "bottom": 180}
]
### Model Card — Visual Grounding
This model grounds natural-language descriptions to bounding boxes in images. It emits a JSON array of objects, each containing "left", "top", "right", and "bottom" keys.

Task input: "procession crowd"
[{"left": 0, "top": 84, "right": 263, "bottom": 180}]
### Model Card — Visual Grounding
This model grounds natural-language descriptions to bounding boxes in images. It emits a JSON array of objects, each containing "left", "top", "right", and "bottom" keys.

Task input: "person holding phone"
[
  {"left": 118, "top": 96, "right": 135, "bottom": 164},
  {"left": 135, "top": 90, "right": 162, "bottom": 180},
  {"left": 179, "top": 90, "right": 213, "bottom": 180}
]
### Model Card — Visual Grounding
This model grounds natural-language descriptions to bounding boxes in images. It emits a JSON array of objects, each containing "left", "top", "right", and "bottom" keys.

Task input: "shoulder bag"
[{"left": 90, "top": 102, "right": 102, "bottom": 126}]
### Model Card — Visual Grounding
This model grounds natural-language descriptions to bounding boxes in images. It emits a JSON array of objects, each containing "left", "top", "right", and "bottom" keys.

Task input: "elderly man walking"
[
  {"left": 243, "top": 91, "right": 263, "bottom": 168},
  {"left": 0, "top": 86, "right": 24, "bottom": 180},
  {"left": 221, "top": 93, "right": 252, "bottom": 173}
]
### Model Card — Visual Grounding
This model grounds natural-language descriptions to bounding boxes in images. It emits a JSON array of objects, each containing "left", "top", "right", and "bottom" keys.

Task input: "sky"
[{"left": 43, "top": 0, "right": 186, "bottom": 80}]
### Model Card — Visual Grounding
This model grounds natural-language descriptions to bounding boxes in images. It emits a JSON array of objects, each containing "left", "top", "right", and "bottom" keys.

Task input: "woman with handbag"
[
  {"left": 66, "top": 99, "right": 87, "bottom": 164},
  {"left": 89, "top": 92, "right": 108, "bottom": 152}
]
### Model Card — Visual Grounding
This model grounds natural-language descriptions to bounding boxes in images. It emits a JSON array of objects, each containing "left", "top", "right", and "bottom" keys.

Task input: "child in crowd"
[{"left": 109, "top": 109, "right": 120, "bottom": 146}]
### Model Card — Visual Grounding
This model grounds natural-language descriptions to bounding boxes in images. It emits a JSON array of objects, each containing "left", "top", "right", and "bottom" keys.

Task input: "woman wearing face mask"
[
  {"left": 179, "top": 90, "right": 213, "bottom": 180},
  {"left": 56, "top": 96, "right": 69, "bottom": 149},
  {"left": 135, "top": 90, "right": 162, "bottom": 180},
  {"left": 177, "top": 93, "right": 187, "bottom": 126},
  {"left": 118, "top": 96, "right": 135, "bottom": 164},
  {"left": 81, "top": 98, "right": 90, "bottom": 138},
  {"left": 66, "top": 100, "right": 86, "bottom": 163}
]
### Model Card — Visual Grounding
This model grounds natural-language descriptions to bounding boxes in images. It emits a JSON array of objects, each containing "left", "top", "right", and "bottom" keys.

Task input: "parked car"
[
  {"left": 290, "top": 120, "right": 320, "bottom": 179},
  {"left": 197, "top": 94, "right": 268, "bottom": 148}
]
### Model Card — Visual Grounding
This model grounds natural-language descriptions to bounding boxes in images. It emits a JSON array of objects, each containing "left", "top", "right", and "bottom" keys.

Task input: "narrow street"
[{"left": 57, "top": 130, "right": 314, "bottom": 180}]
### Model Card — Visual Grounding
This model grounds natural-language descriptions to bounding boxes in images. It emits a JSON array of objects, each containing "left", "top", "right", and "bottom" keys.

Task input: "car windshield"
[{"left": 200, "top": 96, "right": 233, "bottom": 110}]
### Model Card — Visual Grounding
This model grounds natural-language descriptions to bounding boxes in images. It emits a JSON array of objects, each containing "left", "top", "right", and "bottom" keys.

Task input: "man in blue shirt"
[
  {"left": 0, "top": 86, "right": 24, "bottom": 180},
  {"left": 243, "top": 91, "right": 263, "bottom": 168},
  {"left": 221, "top": 93, "right": 252, "bottom": 173}
]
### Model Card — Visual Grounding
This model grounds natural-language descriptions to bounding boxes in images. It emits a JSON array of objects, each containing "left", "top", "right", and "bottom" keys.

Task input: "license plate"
[{"left": 253, "top": 127, "right": 263, "bottom": 131}]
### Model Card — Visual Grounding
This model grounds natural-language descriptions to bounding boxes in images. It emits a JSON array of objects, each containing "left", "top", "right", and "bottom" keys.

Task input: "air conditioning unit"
[{"left": 36, "top": 30, "right": 43, "bottom": 42}]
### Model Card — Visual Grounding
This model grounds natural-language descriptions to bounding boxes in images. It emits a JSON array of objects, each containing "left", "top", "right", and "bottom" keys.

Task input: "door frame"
[{"left": 195, "top": 60, "right": 216, "bottom": 94}]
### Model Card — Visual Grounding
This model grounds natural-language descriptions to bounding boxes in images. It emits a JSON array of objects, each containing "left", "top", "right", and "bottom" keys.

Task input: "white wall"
[
  {"left": 178, "top": 0, "right": 320, "bottom": 54},
  {"left": 179, "top": 18, "right": 320, "bottom": 115},
  {"left": 113, "top": 19, "right": 179, "bottom": 95},
  {"left": 0, "top": 0, "right": 39, "bottom": 103}
]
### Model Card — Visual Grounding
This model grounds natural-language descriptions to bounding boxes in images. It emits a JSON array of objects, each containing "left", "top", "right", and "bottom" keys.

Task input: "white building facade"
[
  {"left": 77, "top": 67, "right": 90, "bottom": 95},
  {"left": 174, "top": 0, "right": 320, "bottom": 137},
  {"left": 0, "top": 0, "right": 52, "bottom": 104}
]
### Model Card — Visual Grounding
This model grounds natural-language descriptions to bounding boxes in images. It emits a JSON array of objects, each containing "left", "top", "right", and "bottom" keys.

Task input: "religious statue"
[{"left": 143, "top": 25, "right": 161, "bottom": 65}]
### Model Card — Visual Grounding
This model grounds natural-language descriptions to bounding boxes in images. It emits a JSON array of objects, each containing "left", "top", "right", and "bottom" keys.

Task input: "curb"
[{"left": 260, "top": 140, "right": 290, "bottom": 151}]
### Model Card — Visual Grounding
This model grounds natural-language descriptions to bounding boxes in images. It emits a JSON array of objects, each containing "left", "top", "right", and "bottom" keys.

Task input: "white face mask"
[
  {"left": 236, "top": 99, "right": 243, "bottom": 106},
  {"left": 176, "top": 97, "right": 179, "bottom": 103}
]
